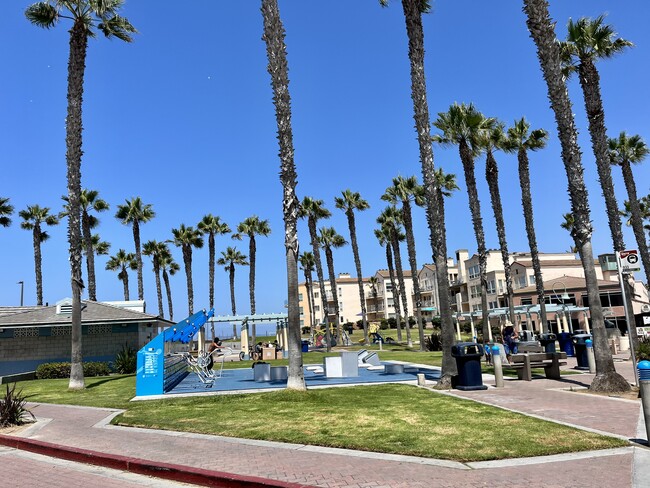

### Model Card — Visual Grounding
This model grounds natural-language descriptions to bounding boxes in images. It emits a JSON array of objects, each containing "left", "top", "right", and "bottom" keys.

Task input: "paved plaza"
[{"left": 1, "top": 355, "right": 648, "bottom": 487}]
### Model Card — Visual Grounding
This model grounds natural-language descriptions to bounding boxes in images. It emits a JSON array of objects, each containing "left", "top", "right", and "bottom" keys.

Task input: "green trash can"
[{"left": 451, "top": 342, "right": 487, "bottom": 391}]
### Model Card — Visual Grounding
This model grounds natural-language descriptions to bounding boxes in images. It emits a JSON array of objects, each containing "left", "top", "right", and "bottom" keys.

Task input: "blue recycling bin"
[
  {"left": 557, "top": 332, "right": 574, "bottom": 357},
  {"left": 301, "top": 340, "right": 310, "bottom": 353},
  {"left": 451, "top": 342, "right": 487, "bottom": 391}
]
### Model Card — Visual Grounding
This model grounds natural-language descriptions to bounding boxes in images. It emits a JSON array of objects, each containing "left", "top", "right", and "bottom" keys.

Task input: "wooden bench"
[{"left": 504, "top": 352, "right": 567, "bottom": 381}]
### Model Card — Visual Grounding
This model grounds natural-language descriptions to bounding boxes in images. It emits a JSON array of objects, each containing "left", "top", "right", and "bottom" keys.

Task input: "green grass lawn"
[{"left": 15, "top": 372, "right": 625, "bottom": 462}]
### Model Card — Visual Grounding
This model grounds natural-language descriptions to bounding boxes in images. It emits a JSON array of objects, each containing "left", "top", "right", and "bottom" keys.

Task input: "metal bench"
[{"left": 504, "top": 352, "right": 568, "bottom": 381}]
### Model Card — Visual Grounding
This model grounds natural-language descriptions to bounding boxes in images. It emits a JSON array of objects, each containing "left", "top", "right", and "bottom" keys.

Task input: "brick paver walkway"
[{"left": 3, "top": 355, "right": 646, "bottom": 487}]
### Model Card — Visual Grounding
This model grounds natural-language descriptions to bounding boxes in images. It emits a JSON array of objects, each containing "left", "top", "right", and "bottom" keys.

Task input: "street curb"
[{"left": 0, "top": 433, "right": 316, "bottom": 488}]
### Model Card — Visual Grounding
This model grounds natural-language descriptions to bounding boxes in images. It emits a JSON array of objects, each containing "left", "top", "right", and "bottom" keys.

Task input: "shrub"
[
  {"left": 113, "top": 344, "right": 137, "bottom": 374},
  {"left": 424, "top": 333, "right": 442, "bottom": 352},
  {"left": 636, "top": 336, "right": 650, "bottom": 362},
  {"left": 380, "top": 319, "right": 390, "bottom": 330},
  {"left": 0, "top": 383, "right": 35, "bottom": 427},
  {"left": 35, "top": 361, "right": 112, "bottom": 379}
]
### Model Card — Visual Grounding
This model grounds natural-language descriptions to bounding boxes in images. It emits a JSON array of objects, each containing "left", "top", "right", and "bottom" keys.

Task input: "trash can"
[
  {"left": 572, "top": 334, "right": 592, "bottom": 369},
  {"left": 451, "top": 342, "right": 487, "bottom": 391},
  {"left": 539, "top": 333, "right": 557, "bottom": 353},
  {"left": 301, "top": 340, "right": 310, "bottom": 353},
  {"left": 557, "top": 332, "right": 574, "bottom": 357}
]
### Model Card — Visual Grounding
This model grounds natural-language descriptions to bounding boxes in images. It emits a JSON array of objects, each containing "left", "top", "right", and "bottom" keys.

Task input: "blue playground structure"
[{"left": 136, "top": 308, "right": 214, "bottom": 397}]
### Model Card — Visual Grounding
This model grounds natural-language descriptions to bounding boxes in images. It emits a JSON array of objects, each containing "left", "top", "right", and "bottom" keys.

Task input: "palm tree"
[
  {"left": 335, "top": 190, "right": 371, "bottom": 345},
  {"left": 19, "top": 205, "right": 59, "bottom": 306},
  {"left": 143, "top": 240, "right": 168, "bottom": 318},
  {"left": 299, "top": 251, "right": 317, "bottom": 339},
  {"left": 610, "top": 132, "right": 650, "bottom": 290},
  {"left": 262, "top": 0, "right": 305, "bottom": 390},
  {"left": 217, "top": 246, "right": 248, "bottom": 318},
  {"left": 160, "top": 248, "right": 180, "bottom": 322},
  {"left": 87, "top": 234, "right": 110, "bottom": 257},
  {"left": 318, "top": 227, "right": 347, "bottom": 343},
  {"left": 378, "top": 206, "right": 411, "bottom": 345},
  {"left": 0, "top": 197, "right": 14, "bottom": 228},
  {"left": 523, "top": 0, "right": 629, "bottom": 393},
  {"left": 504, "top": 118, "right": 550, "bottom": 331},
  {"left": 171, "top": 224, "right": 203, "bottom": 316},
  {"left": 298, "top": 196, "right": 333, "bottom": 351},
  {"left": 382, "top": 176, "right": 425, "bottom": 349},
  {"left": 379, "top": 0, "right": 457, "bottom": 386},
  {"left": 233, "top": 216, "right": 271, "bottom": 346},
  {"left": 374, "top": 225, "right": 404, "bottom": 340},
  {"left": 478, "top": 123, "right": 517, "bottom": 327},
  {"left": 63, "top": 189, "right": 109, "bottom": 301},
  {"left": 434, "top": 103, "right": 494, "bottom": 343},
  {"left": 116, "top": 197, "right": 155, "bottom": 301},
  {"left": 198, "top": 214, "right": 231, "bottom": 311},
  {"left": 105, "top": 249, "right": 137, "bottom": 301},
  {"left": 26, "top": 0, "right": 136, "bottom": 391},
  {"left": 561, "top": 15, "right": 638, "bottom": 353}
]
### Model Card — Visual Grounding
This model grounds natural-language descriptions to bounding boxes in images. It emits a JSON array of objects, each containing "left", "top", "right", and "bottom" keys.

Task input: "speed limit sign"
[{"left": 618, "top": 250, "right": 641, "bottom": 272}]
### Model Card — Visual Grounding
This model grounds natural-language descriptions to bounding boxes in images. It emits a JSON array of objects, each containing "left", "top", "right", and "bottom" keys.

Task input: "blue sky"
[{"left": 1, "top": 1, "right": 649, "bottom": 320}]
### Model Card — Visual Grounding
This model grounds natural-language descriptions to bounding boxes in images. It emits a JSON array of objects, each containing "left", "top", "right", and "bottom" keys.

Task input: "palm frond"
[
  {"left": 25, "top": 2, "right": 59, "bottom": 29},
  {"left": 98, "top": 14, "right": 137, "bottom": 42}
]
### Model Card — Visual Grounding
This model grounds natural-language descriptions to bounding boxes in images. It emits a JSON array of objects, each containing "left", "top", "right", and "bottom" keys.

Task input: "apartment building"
[
  {"left": 298, "top": 273, "right": 370, "bottom": 329},
  {"left": 417, "top": 259, "right": 460, "bottom": 322}
]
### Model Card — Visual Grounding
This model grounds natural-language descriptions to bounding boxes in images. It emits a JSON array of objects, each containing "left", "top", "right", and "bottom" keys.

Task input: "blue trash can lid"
[
  {"left": 638, "top": 360, "right": 650, "bottom": 370},
  {"left": 491, "top": 345, "right": 500, "bottom": 353},
  {"left": 585, "top": 339, "right": 593, "bottom": 346}
]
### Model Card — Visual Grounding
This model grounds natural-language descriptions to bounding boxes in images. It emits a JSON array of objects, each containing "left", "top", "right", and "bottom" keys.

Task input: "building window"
[
  {"left": 314, "top": 305, "right": 320, "bottom": 312},
  {"left": 521, "top": 297, "right": 533, "bottom": 305},
  {"left": 515, "top": 276, "right": 527, "bottom": 289},
  {"left": 487, "top": 280, "right": 496, "bottom": 294},
  {"left": 468, "top": 265, "right": 480, "bottom": 279},
  {"left": 498, "top": 279, "right": 504, "bottom": 294},
  {"left": 386, "top": 284, "right": 393, "bottom": 292},
  {"left": 387, "top": 298, "right": 394, "bottom": 308},
  {"left": 339, "top": 302, "right": 343, "bottom": 311},
  {"left": 488, "top": 301, "right": 498, "bottom": 310},
  {"left": 299, "top": 293, "right": 303, "bottom": 301},
  {"left": 470, "top": 285, "right": 481, "bottom": 299},
  {"left": 529, "top": 275, "right": 535, "bottom": 286},
  {"left": 314, "top": 292, "right": 319, "bottom": 299},
  {"left": 299, "top": 307, "right": 304, "bottom": 315}
]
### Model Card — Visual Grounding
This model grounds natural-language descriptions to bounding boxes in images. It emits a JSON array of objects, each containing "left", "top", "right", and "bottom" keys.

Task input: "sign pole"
[{"left": 616, "top": 250, "right": 639, "bottom": 387}]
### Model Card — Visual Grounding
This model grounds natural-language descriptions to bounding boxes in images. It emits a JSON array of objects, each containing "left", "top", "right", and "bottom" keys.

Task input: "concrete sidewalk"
[{"left": 1, "top": 356, "right": 648, "bottom": 488}]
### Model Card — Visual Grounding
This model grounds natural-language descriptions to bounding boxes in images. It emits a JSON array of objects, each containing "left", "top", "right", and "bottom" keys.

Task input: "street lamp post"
[
  {"left": 17, "top": 281, "right": 24, "bottom": 306},
  {"left": 552, "top": 281, "right": 571, "bottom": 333}
]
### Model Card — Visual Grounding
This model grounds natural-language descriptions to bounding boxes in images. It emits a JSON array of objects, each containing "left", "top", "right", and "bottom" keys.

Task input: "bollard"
[
  {"left": 492, "top": 345, "right": 504, "bottom": 388},
  {"left": 417, "top": 373, "right": 426, "bottom": 386},
  {"left": 585, "top": 339, "right": 596, "bottom": 374},
  {"left": 639, "top": 361, "right": 650, "bottom": 445},
  {"left": 379, "top": 337, "right": 383, "bottom": 351}
]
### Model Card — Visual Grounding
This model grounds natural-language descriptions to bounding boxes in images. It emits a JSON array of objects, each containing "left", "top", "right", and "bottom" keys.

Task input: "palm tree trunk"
[
  {"left": 120, "top": 270, "right": 129, "bottom": 301},
  {"left": 402, "top": 200, "right": 425, "bottom": 349},
  {"left": 208, "top": 233, "right": 215, "bottom": 309},
  {"left": 578, "top": 60, "right": 639, "bottom": 354},
  {"left": 524, "top": 0, "right": 629, "bottom": 392},
  {"left": 347, "top": 210, "right": 369, "bottom": 345},
  {"left": 517, "top": 147, "right": 548, "bottom": 330},
  {"left": 183, "top": 246, "right": 193, "bottom": 315},
  {"left": 400, "top": 0, "right": 457, "bottom": 384},
  {"left": 303, "top": 268, "right": 315, "bottom": 340},
  {"left": 324, "top": 246, "right": 342, "bottom": 342},
  {"left": 154, "top": 261, "right": 163, "bottom": 318},
  {"left": 33, "top": 226, "right": 43, "bottom": 306},
  {"left": 385, "top": 244, "right": 403, "bottom": 342},
  {"left": 485, "top": 150, "right": 516, "bottom": 326},
  {"left": 133, "top": 219, "right": 143, "bottom": 301},
  {"left": 82, "top": 211, "right": 96, "bottom": 301},
  {"left": 249, "top": 235, "right": 257, "bottom": 346},
  {"left": 309, "top": 219, "right": 331, "bottom": 351},
  {"left": 391, "top": 230, "right": 412, "bottom": 347},
  {"left": 66, "top": 18, "right": 87, "bottom": 390},
  {"left": 229, "top": 264, "right": 236, "bottom": 315},
  {"left": 621, "top": 160, "right": 650, "bottom": 290},
  {"left": 261, "top": 0, "right": 305, "bottom": 390},
  {"left": 163, "top": 269, "right": 174, "bottom": 322},
  {"left": 459, "top": 139, "right": 490, "bottom": 341}
]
